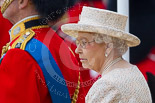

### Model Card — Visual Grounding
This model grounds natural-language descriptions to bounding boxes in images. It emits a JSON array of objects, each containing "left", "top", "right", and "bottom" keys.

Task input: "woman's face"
[{"left": 75, "top": 32, "right": 107, "bottom": 72}]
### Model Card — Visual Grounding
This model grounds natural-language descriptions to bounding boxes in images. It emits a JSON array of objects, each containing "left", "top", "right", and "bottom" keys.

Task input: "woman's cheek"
[{"left": 87, "top": 57, "right": 96, "bottom": 68}]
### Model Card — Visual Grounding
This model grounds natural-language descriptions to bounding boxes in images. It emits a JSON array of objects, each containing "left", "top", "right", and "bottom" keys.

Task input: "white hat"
[{"left": 61, "top": 6, "right": 140, "bottom": 47}]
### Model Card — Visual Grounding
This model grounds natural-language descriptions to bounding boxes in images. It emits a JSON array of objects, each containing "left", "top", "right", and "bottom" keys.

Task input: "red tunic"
[
  {"left": 0, "top": 25, "right": 85, "bottom": 103},
  {"left": 136, "top": 47, "right": 155, "bottom": 80}
]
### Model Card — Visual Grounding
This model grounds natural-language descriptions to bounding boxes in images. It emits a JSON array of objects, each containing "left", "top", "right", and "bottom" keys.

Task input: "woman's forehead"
[{"left": 77, "top": 32, "right": 94, "bottom": 40}]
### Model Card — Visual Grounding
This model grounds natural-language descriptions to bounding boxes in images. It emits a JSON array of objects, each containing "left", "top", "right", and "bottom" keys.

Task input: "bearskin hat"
[{"left": 32, "top": 0, "right": 76, "bottom": 21}]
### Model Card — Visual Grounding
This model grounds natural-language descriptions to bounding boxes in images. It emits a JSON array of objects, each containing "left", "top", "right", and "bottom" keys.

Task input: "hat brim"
[{"left": 61, "top": 23, "right": 140, "bottom": 47}]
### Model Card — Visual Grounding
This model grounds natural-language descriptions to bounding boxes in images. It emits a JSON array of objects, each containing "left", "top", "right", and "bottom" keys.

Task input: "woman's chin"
[
  {"left": 81, "top": 64, "right": 88, "bottom": 68},
  {"left": 82, "top": 63, "right": 92, "bottom": 69}
]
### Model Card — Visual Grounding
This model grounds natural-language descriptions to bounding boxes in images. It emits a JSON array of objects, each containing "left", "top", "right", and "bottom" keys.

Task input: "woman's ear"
[
  {"left": 105, "top": 43, "right": 113, "bottom": 57},
  {"left": 18, "top": 0, "right": 29, "bottom": 9}
]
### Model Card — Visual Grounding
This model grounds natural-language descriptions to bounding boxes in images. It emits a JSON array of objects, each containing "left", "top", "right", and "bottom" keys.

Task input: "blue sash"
[
  {"left": 0, "top": 54, "right": 6, "bottom": 64},
  {"left": 25, "top": 38, "right": 71, "bottom": 103}
]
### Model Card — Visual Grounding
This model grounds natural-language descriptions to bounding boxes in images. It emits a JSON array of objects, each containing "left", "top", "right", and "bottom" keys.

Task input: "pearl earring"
[{"left": 105, "top": 53, "right": 108, "bottom": 57}]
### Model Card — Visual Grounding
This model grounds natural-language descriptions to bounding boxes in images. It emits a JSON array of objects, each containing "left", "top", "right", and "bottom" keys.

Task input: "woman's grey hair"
[{"left": 93, "top": 33, "right": 128, "bottom": 56}]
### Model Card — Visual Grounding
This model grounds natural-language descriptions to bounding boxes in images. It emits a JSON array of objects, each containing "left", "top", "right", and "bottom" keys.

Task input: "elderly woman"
[{"left": 61, "top": 6, "right": 152, "bottom": 103}]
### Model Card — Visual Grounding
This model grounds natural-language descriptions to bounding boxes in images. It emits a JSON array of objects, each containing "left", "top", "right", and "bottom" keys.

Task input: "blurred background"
[{"left": 0, "top": 0, "right": 155, "bottom": 102}]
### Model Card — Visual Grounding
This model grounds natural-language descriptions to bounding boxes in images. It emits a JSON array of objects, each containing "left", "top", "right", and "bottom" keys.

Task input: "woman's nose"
[{"left": 75, "top": 45, "right": 82, "bottom": 54}]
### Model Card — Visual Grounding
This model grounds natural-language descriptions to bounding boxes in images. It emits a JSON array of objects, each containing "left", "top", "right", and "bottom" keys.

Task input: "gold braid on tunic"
[{"left": 1, "top": 42, "right": 10, "bottom": 57}]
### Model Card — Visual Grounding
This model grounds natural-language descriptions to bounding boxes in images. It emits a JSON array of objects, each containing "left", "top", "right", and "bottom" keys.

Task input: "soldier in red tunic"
[{"left": 0, "top": 0, "right": 86, "bottom": 103}]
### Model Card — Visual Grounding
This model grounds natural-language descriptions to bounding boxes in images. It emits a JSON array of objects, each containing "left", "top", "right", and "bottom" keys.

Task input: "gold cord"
[
  {"left": 71, "top": 71, "right": 80, "bottom": 103},
  {"left": 1, "top": 42, "right": 10, "bottom": 57}
]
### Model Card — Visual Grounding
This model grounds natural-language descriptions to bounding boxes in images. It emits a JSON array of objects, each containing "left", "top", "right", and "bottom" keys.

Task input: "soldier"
[{"left": 0, "top": 0, "right": 86, "bottom": 103}]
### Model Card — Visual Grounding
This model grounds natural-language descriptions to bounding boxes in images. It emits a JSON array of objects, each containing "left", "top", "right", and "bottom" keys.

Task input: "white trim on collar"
[{"left": 9, "top": 15, "right": 39, "bottom": 37}]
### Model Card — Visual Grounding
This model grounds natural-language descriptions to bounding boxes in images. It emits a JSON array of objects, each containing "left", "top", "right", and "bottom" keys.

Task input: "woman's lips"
[{"left": 80, "top": 58, "right": 87, "bottom": 62}]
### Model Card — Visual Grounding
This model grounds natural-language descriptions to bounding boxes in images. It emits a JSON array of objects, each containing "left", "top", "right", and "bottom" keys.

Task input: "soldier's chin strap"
[{"left": 1, "top": 0, "right": 14, "bottom": 14}]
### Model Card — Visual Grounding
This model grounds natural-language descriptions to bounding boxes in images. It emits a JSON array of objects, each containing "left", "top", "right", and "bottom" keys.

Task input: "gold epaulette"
[{"left": 11, "top": 29, "right": 35, "bottom": 50}]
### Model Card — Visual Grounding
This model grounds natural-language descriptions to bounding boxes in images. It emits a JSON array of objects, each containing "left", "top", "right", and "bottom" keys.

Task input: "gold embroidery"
[
  {"left": 11, "top": 29, "right": 35, "bottom": 50},
  {"left": 10, "top": 16, "right": 40, "bottom": 41},
  {"left": 20, "top": 29, "right": 35, "bottom": 50},
  {"left": 31, "top": 25, "right": 49, "bottom": 30}
]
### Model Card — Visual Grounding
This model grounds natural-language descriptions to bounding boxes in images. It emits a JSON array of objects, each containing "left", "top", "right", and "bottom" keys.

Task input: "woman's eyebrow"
[{"left": 77, "top": 37, "right": 88, "bottom": 41}]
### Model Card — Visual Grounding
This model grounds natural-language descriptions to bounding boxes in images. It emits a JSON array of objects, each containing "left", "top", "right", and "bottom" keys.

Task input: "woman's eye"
[{"left": 81, "top": 41, "right": 87, "bottom": 46}]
